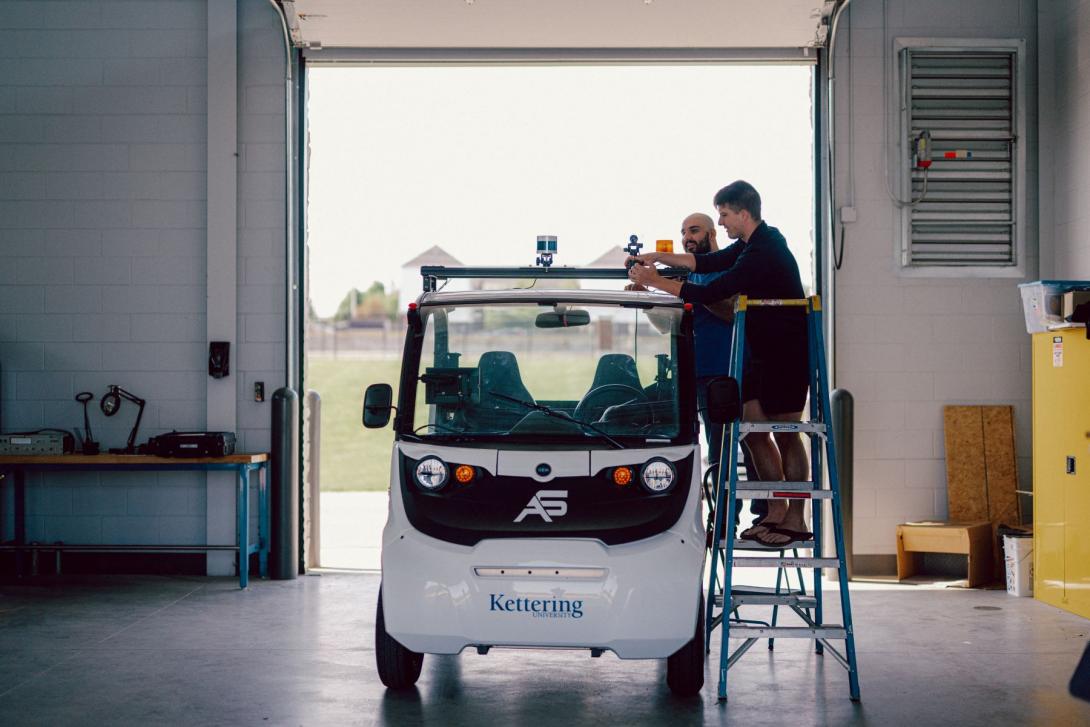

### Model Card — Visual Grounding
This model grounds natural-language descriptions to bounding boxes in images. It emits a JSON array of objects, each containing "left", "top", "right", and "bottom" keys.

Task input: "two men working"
[{"left": 628, "top": 180, "right": 810, "bottom": 548}]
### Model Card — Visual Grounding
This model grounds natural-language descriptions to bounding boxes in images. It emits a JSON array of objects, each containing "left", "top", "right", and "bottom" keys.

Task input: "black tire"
[
  {"left": 666, "top": 594, "right": 705, "bottom": 697},
  {"left": 375, "top": 586, "right": 424, "bottom": 689}
]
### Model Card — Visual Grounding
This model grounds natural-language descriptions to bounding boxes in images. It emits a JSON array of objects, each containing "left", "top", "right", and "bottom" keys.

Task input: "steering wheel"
[{"left": 573, "top": 384, "right": 652, "bottom": 422}]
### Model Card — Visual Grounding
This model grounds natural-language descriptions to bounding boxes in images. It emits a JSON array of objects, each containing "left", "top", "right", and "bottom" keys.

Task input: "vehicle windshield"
[{"left": 409, "top": 301, "right": 684, "bottom": 443}]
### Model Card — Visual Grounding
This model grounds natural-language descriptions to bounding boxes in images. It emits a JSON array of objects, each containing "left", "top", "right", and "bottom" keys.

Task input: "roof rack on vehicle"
[
  {"left": 419, "top": 235, "right": 691, "bottom": 291},
  {"left": 419, "top": 265, "right": 690, "bottom": 292}
]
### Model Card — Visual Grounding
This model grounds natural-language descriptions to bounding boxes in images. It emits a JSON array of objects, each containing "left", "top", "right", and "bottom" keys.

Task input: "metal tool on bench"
[{"left": 703, "top": 295, "right": 861, "bottom": 702}]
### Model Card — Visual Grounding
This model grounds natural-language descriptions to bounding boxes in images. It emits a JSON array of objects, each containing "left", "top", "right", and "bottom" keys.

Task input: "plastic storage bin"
[
  {"left": 1003, "top": 534, "right": 1033, "bottom": 597},
  {"left": 1019, "top": 280, "right": 1090, "bottom": 334}
]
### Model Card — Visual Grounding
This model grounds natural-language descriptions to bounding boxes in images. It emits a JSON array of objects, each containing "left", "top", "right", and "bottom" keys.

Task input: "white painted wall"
[
  {"left": 0, "top": 0, "right": 286, "bottom": 563},
  {"left": 831, "top": 0, "right": 1039, "bottom": 558}
]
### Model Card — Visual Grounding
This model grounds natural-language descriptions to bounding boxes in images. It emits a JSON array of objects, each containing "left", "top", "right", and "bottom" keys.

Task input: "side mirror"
[
  {"left": 706, "top": 377, "right": 740, "bottom": 425},
  {"left": 362, "top": 383, "right": 393, "bottom": 428}
]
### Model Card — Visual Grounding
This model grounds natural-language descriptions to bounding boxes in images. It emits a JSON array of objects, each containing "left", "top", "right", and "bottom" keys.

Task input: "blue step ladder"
[{"left": 703, "top": 295, "right": 861, "bottom": 702}]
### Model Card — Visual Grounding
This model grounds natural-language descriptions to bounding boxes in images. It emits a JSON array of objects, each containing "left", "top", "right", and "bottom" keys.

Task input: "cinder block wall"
[
  {"left": 0, "top": 0, "right": 286, "bottom": 557},
  {"left": 831, "top": 0, "right": 1038, "bottom": 563}
]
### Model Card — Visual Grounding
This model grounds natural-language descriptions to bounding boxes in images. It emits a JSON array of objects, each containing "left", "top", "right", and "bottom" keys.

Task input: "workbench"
[{"left": 0, "top": 453, "right": 269, "bottom": 588}]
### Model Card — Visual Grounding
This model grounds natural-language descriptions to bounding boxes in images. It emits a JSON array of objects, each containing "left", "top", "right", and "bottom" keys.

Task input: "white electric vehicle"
[{"left": 362, "top": 265, "right": 707, "bottom": 696}]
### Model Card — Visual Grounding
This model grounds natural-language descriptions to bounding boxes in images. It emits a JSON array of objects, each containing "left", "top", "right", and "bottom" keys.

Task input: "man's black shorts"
[{"left": 741, "top": 357, "right": 808, "bottom": 416}]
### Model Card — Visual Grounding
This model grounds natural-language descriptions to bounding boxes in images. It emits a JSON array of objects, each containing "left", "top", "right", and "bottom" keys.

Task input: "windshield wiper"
[{"left": 487, "top": 391, "right": 624, "bottom": 449}]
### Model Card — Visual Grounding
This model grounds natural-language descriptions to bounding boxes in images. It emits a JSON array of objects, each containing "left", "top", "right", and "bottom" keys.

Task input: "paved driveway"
[{"left": 319, "top": 490, "right": 387, "bottom": 570}]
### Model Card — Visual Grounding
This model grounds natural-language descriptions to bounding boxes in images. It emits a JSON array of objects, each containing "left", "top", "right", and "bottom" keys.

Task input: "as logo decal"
[{"left": 514, "top": 490, "right": 568, "bottom": 523}]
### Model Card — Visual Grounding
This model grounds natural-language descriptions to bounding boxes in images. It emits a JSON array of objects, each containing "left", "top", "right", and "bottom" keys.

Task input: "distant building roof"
[
  {"left": 586, "top": 246, "right": 628, "bottom": 268},
  {"left": 401, "top": 245, "right": 463, "bottom": 268}
]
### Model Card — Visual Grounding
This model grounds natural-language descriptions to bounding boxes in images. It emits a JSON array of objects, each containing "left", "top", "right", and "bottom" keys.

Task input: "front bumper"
[{"left": 380, "top": 529, "right": 705, "bottom": 659}]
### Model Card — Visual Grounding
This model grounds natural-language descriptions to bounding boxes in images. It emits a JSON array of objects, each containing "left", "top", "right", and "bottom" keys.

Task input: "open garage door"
[{"left": 276, "top": 0, "right": 830, "bottom": 570}]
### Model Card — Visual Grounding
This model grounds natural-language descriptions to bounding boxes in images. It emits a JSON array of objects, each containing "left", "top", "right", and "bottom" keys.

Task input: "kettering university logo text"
[{"left": 489, "top": 594, "right": 584, "bottom": 619}]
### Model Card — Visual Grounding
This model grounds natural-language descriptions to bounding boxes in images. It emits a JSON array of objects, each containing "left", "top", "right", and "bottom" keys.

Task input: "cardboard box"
[{"left": 1063, "top": 290, "right": 1090, "bottom": 320}]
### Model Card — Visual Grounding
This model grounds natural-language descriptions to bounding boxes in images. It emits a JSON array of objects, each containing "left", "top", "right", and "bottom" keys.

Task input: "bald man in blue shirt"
[{"left": 632, "top": 211, "right": 765, "bottom": 526}]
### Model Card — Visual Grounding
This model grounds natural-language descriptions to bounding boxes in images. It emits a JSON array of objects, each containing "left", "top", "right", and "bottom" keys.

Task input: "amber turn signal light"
[
  {"left": 612, "top": 467, "right": 634, "bottom": 486},
  {"left": 454, "top": 465, "right": 475, "bottom": 484}
]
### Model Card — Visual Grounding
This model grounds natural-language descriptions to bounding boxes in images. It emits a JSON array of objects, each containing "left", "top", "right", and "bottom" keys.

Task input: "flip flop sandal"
[{"left": 761, "top": 526, "right": 814, "bottom": 545}]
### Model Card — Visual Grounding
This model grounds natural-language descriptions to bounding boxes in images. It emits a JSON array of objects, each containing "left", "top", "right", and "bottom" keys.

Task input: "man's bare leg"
[
  {"left": 738, "top": 398, "right": 784, "bottom": 538},
  {"left": 753, "top": 412, "right": 809, "bottom": 545},
  {"left": 738, "top": 397, "right": 810, "bottom": 544},
  {"left": 772, "top": 423, "right": 809, "bottom": 529}
]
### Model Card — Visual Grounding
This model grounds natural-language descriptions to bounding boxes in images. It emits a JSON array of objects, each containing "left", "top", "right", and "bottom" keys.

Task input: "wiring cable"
[{"left": 880, "top": 0, "right": 931, "bottom": 210}]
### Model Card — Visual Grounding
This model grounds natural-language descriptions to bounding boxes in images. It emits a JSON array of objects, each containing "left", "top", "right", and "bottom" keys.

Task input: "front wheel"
[
  {"left": 375, "top": 585, "right": 424, "bottom": 689},
  {"left": 666, "top": 594, "right": 705, "bottom": 697}
]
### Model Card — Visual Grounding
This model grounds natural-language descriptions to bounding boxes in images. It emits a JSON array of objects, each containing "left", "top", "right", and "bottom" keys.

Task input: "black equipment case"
[{"left": 144, "top": 431, "right": 236, "bottom": 458}]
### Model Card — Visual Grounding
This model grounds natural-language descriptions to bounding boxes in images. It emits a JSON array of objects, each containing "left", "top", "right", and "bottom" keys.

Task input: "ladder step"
[
  {"left": 731, "top": 585, "right": 806, "bottom": 596},
  {"left": 731, "top": 594, "right": 818, "bottom": 608},
  {"left": 714, "top": 585, "right": 806, "bottom": 607},
  {"left": 729, "top": 490, "right": 834, "bottom": 500},
  {"left": 735, "top": 481, "right": 816, "bottom": 491},
  {"left": 731, "top": 540, "right": 816, "bottom": 551},
  {"left": 730, "top": 557, "right": 840, "bottom": 568},
  {"left": 727, "top": 626, "right": 846, "bottom": 639},
  {"left": 740, "top": 422, "right": 826, "bottom": 435}
]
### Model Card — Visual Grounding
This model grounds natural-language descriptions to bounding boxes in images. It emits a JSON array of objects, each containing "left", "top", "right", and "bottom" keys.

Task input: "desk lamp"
[{"left": 100, "top": 385, "right": 146, "bottom": 455}]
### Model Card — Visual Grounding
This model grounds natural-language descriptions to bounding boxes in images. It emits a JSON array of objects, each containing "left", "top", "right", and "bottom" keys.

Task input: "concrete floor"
[{"left": 0, "top": 573, "right": 1088, "bottom": 726}]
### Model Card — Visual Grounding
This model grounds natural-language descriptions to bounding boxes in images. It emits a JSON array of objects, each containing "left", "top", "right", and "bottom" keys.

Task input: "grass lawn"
[
  {"left": 307, "top": 356, "right": 402, "bottom": 491},
  {"left": 306, "top": 353, "right": 640, "bottom": 491}
]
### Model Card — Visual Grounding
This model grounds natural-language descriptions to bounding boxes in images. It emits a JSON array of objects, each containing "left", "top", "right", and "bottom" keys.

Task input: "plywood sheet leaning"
[
  {"left": 982, "top": 405, "right": 1020, "bottom": 527},
  {"left": 983, "top": 405, "right": 1020, "bottom": 576},
  {"left": 943, "top": 404, "right": 1021, "bottom": 580},
  {"left": 944, "top": 406, "right": 989, "bottom": 522}
]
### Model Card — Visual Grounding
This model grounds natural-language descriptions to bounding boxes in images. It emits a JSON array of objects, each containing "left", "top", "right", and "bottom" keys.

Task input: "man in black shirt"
[{"left": 627, "top": 180, "right": 810, "bottom": 547}]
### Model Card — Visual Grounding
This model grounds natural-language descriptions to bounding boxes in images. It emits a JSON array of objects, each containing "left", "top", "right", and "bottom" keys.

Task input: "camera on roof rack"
[
  {"left": 535, "top": 235, "right": 557, "bottom": 268},
  {"left": 624, "top": 234, "right": 642, "bottom": 269}
]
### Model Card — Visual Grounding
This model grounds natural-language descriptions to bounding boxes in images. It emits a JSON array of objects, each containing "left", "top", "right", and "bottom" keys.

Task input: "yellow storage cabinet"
[{"left": 1032, "top": 329, "right": 1090, "bottom": 618}]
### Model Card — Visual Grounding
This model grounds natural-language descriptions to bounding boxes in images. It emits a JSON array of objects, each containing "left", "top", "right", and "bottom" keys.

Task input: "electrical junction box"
[{"left": 0, "top": 432, "right": 72, "bottom": 455}]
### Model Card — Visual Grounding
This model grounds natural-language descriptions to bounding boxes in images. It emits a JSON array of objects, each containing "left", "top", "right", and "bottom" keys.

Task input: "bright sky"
[{"left": 306, "top": 64, "right": 814, "bottom": 317}]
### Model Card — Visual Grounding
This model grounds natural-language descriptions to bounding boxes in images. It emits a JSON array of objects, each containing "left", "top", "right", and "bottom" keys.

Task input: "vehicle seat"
[
  {"left": 590, "top": 353, "right": 642, "bottom": 391},
  {"left": 575, "top": 354, "right": 646, "bottom": 422},
  {"left": 474, "top": 351, "right": 533, "bottom": 427}
]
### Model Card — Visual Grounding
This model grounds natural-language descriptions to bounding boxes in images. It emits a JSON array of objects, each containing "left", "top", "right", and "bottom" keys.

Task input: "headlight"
[
  {"left": 640, "top": 458, "right": 676, "bottom": 493},
  {"left": 414, "top": 457, "right": 449, "bottom": 491}
]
